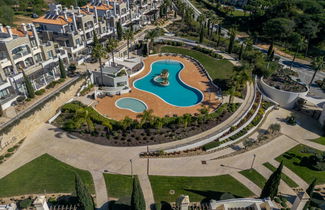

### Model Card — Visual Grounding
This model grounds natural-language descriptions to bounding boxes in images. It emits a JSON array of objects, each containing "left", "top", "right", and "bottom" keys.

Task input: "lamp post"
[
  {"left": 251, "top": 154, "right": 256, "bottom": 169},
  {"left": 130, "top": 159, "right": 133, "bottom": 177}
]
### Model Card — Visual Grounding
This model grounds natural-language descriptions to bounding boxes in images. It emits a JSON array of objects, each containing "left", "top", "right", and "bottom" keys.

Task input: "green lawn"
[
  {"left": 0, "top": 154, "right": 94, "bottom": 197},
  {"left": 275, "top": 145, "right": 325, "bottom": 185},
  {"left": 239, "top": 169, "right": 266, "bottom": 188},
  {"left": 311, "top": 136, "right": 325, "bottom": 146},
  {"left": 103, "top": 173, "right": 133, "bottom": 198},
  {"left": 263, "top": 162, "right": 299, "bottom": 188},
  {"left": 160, "top": 46, "right": 234, "bottom": 81},
  {"left": 149, "top": 175, "right": 253, "bottom": 203}
]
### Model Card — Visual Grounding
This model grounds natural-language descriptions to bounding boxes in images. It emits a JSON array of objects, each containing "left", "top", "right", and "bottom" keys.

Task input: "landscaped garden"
[
  {"left": 0, "top": 154, "right": 94, "bottom": 197},
  {"left": 103, "top": 173, "right": 133, "bottom": 199},
  {"left": 263, "top": 68, "right": 307, "bottom": 93},
  {"left": 160, "top": 45, "right": 235, "bottom": 81},
  {"left": 311, "top": 136, "right": 325, "bottom": 146},
  {"left": 54, "top": 101, "right": 240, "bottom": 146},
  {"left": 239, "top": 169, "right": 266, "bottom": 188},
  {"left": 263, "top": 162, "right": 298, "bottom": 188},
  {"left": 149, "top": 175, "right": 253, "bottom": 204},
  {"left": 275, "top": 144, "right": 325, "bottom": 184}
]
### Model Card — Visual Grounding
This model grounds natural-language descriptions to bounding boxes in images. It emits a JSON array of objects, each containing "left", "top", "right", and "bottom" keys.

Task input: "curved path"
[{"left": 0, "top": 108, "right": 324, "bottom": 208}]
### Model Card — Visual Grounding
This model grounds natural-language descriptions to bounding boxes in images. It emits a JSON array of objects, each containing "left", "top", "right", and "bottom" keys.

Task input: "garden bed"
[
  {"left": 263, "top": 68, "right": 307, "bottom": 93},
  {"left": 53, "top": 101, "right": 240, "bottom": 146}
]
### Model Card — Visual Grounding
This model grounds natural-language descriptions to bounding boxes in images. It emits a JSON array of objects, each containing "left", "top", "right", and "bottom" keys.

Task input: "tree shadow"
[
  {"left": 108, "top": 196, "right": 131, "bottom": 210},
  {"left": 48, "top": 127, "right": 80, "bottom": 140},
  {"left": 184, "top": 189, "right": 240, "bottom": 203}
]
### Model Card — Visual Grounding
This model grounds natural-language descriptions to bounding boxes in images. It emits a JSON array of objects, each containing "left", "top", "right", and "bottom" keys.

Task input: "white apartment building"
[{"left": 0, "top": 23, "right": 66, "bottom": 111}]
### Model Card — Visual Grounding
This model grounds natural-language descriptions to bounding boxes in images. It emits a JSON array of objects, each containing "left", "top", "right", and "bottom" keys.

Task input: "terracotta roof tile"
[
  {"left": 3, "top": 27, "right": 31, "bottom": 37},
  {"left": 82, "top": 3, "right": 113, "bottom": 11},
  {"left": 33, "top": 15, "right": 72, "bottom": 26}
]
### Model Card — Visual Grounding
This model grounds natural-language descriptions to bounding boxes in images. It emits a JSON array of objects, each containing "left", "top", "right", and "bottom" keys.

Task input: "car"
[{"left": 85, "top": 57, "right": 97, "bottom": 63}]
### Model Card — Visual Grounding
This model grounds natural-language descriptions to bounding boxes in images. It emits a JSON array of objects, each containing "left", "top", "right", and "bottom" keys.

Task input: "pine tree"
[
  {"left": 260, "top": 161, "right": 283, "bottom": 199},
  {"left": 59, "top": 58, "right": 66, "bottom": 79},
  {"left": 22, "top": 70, "right": 35, "bottom": 98},
  {"left": 306, "top": 178, "right": 317, "bottom": 197},
  {"left": 131, "top": 176, "right": 146, "bottom": 210},
  {"left": 116, "top": 21, "right": 123, "bottom": 41},
  {"left": 75, "top": 174, "right": 94, "bottom": 210}
]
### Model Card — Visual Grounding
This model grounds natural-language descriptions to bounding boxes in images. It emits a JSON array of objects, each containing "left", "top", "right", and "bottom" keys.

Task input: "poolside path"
[{"left": 95, "top": 55, "right": 221, "bottom": 120}]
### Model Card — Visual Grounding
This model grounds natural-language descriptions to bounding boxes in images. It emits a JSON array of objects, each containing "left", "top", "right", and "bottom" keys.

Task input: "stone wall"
[{"left": 0, "top": 79, "right": 83, "bottom": 152}]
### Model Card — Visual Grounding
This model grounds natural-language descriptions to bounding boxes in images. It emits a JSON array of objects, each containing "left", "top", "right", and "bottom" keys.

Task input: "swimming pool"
[
  {"left": 115, "top": 97, "right": 147, "bottom": 113},
  {"left": 134, "top": 60, "right": 203, "bottom": 107}
]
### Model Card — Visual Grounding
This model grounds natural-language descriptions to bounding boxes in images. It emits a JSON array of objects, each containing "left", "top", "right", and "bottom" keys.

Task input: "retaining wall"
[{"left": 0, "top": 79, "right": 83, "bottom": 152}]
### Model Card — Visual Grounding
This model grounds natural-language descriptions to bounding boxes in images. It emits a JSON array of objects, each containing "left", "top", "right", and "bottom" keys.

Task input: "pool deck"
[{"left": 95, "top": 55, "right": 221, "bottom": 120}]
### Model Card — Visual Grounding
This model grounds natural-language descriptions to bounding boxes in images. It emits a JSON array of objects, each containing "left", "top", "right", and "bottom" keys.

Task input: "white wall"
[{"left": 259, "top": 78, "right": 308, "bottom": 109}]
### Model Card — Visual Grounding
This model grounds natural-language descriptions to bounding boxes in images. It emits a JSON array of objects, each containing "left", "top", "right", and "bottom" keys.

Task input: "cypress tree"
[
  {"left": 267, "top": 42, "right": 273, "bottom": 57},
  {"left": 306, "top": 178, "right": 317, "bottom": 197},
  {"left": 269, "top": 50, "right": 275, "bottom": 61},
  {"left": 199, "top": 26, "right": 204, "bottom": 43},
  {"left": 75, "top": 174, "right": 94, "bottom": 210},
  {"left": 22, "top": 70, "right": 35, "bottom": 98},
  {"left": 238, "top": 42, "right": 244, "bottom": 60},
  {"left": 92, "top": 30, "right": 99, "bottom": 46},
  {"left": 131, "top": 176, "right": 146, "bottom": 210},
  {"left": 260, "top": 161, "right": 283, "bottom": 199},
  {"left": 228, "top": 30, "right": 235, "bottom": 54},
  {"left": 116, "top": 21, "right": 123, "bottom": 41},
  {"left": 59, "top": 58, "right": 66, "bottom": 79}
]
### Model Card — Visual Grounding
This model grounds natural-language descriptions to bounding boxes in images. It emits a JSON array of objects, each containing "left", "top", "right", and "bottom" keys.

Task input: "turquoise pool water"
[
  {"left": 134, "top": 60, "right": 203, "bottom": 107},
  {"left": 116, "top": 98, "right": 147, "bottom": 113}
]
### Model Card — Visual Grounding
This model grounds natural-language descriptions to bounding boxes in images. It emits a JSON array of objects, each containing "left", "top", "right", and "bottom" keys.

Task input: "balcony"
[{"left": 12, "top": 51, "right": 30, "bottom": 60}]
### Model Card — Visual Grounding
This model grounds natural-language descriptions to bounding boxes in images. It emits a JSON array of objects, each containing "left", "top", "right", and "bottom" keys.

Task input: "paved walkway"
[
  {"left": 150, "top": 81, "right": 255, "bottom": 152},
  {"left": 231, "top": 172, "right": 261, "bottom": 196},
  {"left": 138, "top": 174, "right": 155, "bottom": 210},
  {"left": 90, "top": 171, "right": 109, "bottom": 208},
  {"left": 0, "top": 108, "right": 323, "bottom": 206},
  {"left": 254, "top": 165, "right": 296, "bottom": 197},
  {"left": 268, "top": 159, "right": 308, "bottom": 189}
]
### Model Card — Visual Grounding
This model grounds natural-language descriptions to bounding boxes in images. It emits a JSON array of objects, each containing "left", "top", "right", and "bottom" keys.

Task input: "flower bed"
[
  {"left": 53, "top": 101, "right": 240, "bottom": 146},
  {"left": 202, "top": 101, "right": 273, "bottom": 151},
  {"left": 264, "top": 68, "right": 307, "bottom": 93},
  {"left": 0, "top": 138, "right": 25, "bottom": 165}
]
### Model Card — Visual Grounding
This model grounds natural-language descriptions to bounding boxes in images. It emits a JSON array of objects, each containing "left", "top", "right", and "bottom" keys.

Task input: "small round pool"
[{"left": 115, "top": 97, "right": 147, "bottom": 113}]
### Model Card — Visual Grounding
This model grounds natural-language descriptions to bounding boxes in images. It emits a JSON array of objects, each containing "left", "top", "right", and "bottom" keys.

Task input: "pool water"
[
  {"left": 116, "top": 98, "right": 147, "bottom": 113},
  {"left": 134, "top": 60, "right": 203, "bottom": 107}
]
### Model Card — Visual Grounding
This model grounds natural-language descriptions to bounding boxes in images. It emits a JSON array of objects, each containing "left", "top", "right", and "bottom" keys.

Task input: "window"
[
  {"left": 47, "top": 51, "right": 53, "bottom": 58},
  {"left": 76, "top": 38, "right": 81, "bottom": 45},
  {"left": 3, "top": 66, "right": 14, "bottom": 77},
  {"left": 0, "top": 88, "right": 10, "bottom": 99},
  {"left": 34, "top": 53, "right": 42, "bottom": 63}
]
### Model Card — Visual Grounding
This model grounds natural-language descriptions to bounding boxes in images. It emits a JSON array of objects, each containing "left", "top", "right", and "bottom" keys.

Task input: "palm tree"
[
  {"left": 74, "top": 108, "right": 94, "bottom": 133},
  {"left": 121, "top": 116, "right": 134, "bottom": 131},
  {"left": 92, "top": 43, "right": 107, "bottom": 86},
  {"left": 309, "top": 56, "right": 325, "bottom": 87},
  {"left": 289, "top": 33, "right": 306, "bottom": 70},
  {"left": 123, "top": 29, "right": 134, "bottom": 59},
  {"left": 145, "top": 29, "right": 161, "bottom": 55},
  {"left": 105, "top": 37, "right": 118, "bottom": 66},
  {"left": 137, "top": 109, "right": 154, "bottom": 128}
]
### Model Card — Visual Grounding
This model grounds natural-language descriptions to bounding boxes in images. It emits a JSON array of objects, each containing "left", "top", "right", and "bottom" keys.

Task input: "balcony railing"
[{"left": 12, "top": 51, "right": 30, "bottom": 60}]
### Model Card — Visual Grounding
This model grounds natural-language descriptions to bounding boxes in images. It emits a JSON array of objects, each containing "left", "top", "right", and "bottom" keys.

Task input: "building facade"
[{"left": 0, "top": 23, "right": 64, "bottom": 110}]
